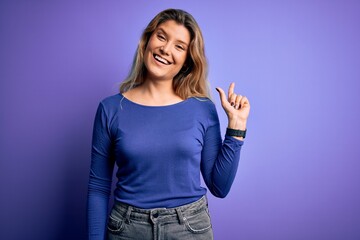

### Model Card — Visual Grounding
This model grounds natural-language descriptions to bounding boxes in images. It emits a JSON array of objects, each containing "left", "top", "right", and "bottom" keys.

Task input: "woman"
[{"left": 87, "top": 8, "right": 250, "bottom": 240}]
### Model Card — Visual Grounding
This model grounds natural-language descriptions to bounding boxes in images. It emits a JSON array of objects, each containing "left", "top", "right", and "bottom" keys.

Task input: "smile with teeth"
[{"left": 154, "top": 54, "right": 171, "bottom": 65}]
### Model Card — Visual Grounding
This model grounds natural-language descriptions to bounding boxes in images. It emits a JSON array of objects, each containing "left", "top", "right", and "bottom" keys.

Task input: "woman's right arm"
[{"left": 87, "top": 102, "right": 115, "bottom": 240}]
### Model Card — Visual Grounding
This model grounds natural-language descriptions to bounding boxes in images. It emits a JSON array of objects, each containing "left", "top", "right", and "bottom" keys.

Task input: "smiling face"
[{"left": 143, "top": 20, "right": 191, "bottom": 82}]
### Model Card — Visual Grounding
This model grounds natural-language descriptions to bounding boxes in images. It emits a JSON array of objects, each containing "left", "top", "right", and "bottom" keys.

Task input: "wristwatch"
[{"left": 226, "top": 128, "right": 247, "bottom": 138}]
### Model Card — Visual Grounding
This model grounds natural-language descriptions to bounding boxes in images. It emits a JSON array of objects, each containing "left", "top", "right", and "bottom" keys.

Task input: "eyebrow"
[{"left": 157, "top": 28, "right": 189, "bottom": 46}]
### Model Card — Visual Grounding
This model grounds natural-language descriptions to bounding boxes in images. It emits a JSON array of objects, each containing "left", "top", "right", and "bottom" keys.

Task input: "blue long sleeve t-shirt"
[{"left": 87, "top": 93, "right": 243, "bottom": 239}]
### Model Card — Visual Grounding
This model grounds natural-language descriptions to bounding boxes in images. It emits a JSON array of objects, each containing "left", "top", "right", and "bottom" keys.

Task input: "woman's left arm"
[{"left": 200, "top": 83, "right": 250, "bottom": 198}]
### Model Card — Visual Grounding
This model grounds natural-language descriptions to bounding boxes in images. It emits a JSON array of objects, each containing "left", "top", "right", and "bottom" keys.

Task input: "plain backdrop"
[{"left": 1, "top": 1, "right": 360, "bottom": 240}]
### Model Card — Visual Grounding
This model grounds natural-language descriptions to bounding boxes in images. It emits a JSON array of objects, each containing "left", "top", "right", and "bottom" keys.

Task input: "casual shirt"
[{"left": 87, "top": 93, "right": 243, "bottom": 239}]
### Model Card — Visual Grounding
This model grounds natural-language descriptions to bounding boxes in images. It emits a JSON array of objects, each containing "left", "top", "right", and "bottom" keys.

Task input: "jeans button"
[{"left": 153, "top": 212, "right": 159, "bottom": 218}]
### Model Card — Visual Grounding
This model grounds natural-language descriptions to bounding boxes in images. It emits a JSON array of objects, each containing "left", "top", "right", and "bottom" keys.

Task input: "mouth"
[{"left": 153, "top": 54, "right": 171, "bottom": 65}]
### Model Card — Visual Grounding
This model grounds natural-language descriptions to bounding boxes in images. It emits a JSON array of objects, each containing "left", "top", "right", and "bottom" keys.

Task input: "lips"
[{"left": 153, "top": 54, "right": 171, "bottom": 65}]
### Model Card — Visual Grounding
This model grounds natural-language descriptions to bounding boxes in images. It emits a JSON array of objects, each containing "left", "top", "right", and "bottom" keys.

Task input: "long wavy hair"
[{"left": 119, "top": 9, "right": 210, "bottom": 99}]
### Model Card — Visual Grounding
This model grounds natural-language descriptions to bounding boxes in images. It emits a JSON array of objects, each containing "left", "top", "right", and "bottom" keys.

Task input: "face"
[{"left": 143, "top": 20, "right": 191, "bottom": 82}]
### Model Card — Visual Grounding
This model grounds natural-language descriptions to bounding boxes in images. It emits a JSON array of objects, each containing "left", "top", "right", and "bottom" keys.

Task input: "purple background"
[{"left": 1, "top": 1, "right": 360, "bottom": 240}]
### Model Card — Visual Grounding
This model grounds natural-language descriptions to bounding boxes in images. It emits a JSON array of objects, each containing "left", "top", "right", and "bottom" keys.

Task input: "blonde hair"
[{"left": 119, "top": 9, "right": 210, "bottom": 99}]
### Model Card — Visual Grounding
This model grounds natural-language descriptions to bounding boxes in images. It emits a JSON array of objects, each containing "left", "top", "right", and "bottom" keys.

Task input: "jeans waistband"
[{"left": 111, "top": 196, "right": 208, "bottom": 225}]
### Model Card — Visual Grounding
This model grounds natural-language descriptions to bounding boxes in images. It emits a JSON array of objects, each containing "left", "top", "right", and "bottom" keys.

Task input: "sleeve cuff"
[{"left": 224, "top": 134, "right": 244, "bottom": 147}]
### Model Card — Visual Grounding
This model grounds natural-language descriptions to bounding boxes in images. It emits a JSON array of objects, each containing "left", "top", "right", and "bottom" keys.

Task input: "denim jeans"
[{"left": 106, "top": 195, "right": 214, "bottom": 240}]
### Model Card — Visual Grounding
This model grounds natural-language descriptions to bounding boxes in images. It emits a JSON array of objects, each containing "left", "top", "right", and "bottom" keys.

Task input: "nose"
[{"left": 160, "top": 43, "right": 170, "bottom": 55}]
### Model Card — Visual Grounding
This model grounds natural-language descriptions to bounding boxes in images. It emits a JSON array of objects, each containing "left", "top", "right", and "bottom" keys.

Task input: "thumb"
[{"left": 215, "top": 87, "right": 229, "bottom": 107}]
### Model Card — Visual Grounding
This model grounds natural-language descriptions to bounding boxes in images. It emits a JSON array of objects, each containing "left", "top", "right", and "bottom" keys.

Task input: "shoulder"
[
  {"left": 187, "top": 97, "right": 219, "bottom": 124},
  {"left": 100, "top": 93, "right": 122, "bottom": 106},
  {"left": 189, "top": 97, "right": 217, "bottom": 113},
  {"left": 97, "top": 93, "right": 123, "bottom": 115},
  {"left": 99, "top": 93, "right": 122, "bottom": 108}
]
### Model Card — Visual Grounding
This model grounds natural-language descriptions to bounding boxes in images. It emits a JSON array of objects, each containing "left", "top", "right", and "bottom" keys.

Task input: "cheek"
[
  {"left": 145, "top": 41, "right": 154, "bottom": 54},
  {"left": 175, "top": 52, "right": 188, "bottom": 66},
  {"left": 144, "top": 42, "right": 155, "bottom": 64},
  {"left": 146, "top": 36, "right": 159, "bottom": 50}
]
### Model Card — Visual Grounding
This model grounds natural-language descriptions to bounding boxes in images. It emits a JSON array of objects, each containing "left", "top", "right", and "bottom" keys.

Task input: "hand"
[{"left": 216, "top": 82, "right": 250, "bottom": 130}]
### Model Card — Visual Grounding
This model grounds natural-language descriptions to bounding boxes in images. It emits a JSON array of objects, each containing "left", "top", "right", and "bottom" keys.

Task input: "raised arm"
[{"left": 201, "top": 83, "right": 250, "bottom": 198}]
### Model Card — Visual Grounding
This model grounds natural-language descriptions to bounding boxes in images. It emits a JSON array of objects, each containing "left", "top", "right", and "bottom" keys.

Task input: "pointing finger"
[{"left": 228, "top": 82, "right": 235, "bottom": 100}]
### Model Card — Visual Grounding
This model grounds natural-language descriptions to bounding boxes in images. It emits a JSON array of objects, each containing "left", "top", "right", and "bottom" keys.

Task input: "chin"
[{"left": 146, "top": 68, "right": 179, "bottom": 81}]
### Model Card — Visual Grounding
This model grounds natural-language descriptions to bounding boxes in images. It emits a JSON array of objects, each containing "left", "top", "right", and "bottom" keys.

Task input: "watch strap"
[{"left": 226, "top": 128, "right": 247, "bottom": 138}]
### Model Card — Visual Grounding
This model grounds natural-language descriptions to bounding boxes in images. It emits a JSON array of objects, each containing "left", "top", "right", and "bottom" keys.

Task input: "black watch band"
[{"left": 226, "top": 128, "right": 247, "bottom": 138}]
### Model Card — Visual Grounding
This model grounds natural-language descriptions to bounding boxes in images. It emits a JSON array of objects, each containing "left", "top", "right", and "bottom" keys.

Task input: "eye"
[
  {"left": 157, "top": 34, "right": 166, "bottom": 41},
  {"left": 176, "top": 45, "right": 185, "bottom": 51}
]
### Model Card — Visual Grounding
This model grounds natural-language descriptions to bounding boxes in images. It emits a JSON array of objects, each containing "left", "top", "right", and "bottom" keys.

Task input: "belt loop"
[
  {"left": 125, "top": 205, "right": 132, "bottom": 224},
  {"left": 175, "top": 208, "right": 185, "bottom": 225}
]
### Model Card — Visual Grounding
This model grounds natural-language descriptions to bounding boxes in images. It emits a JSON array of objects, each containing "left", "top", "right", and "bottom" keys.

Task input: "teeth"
[{"left": 154, "top": 54, "right": 170, "bottom": 65}]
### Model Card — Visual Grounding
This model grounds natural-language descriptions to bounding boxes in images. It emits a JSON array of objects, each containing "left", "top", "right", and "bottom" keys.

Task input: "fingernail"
[{"left": 215, "top": 87, "right": 219, "bottom": 92}]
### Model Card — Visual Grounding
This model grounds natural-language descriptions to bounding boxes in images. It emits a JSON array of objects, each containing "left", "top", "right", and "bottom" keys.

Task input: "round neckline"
[{"left": 119, "top": 93, "right": 192, "bottom": 108}]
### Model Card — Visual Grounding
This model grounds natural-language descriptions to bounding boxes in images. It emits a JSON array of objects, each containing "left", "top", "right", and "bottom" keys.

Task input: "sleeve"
[
  {"left": 87, "top": 102, "right": 116, "bottom": 240},
  {"left": 200, "top": 104, "right": 244, "bottom": 198}
]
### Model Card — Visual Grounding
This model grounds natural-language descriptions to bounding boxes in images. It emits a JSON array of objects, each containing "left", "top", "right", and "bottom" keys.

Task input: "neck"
[
  {"left": 123, "top": 75, "right": 184, "bottom": 106},
  {"left": 140, "top": 78, "right": 179, "bottom": 99}
]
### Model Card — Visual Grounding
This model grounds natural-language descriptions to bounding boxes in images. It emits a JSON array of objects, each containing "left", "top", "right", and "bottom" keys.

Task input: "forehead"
[{"left": 155, "top": 20, "right": 190, "bottom": 44}]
